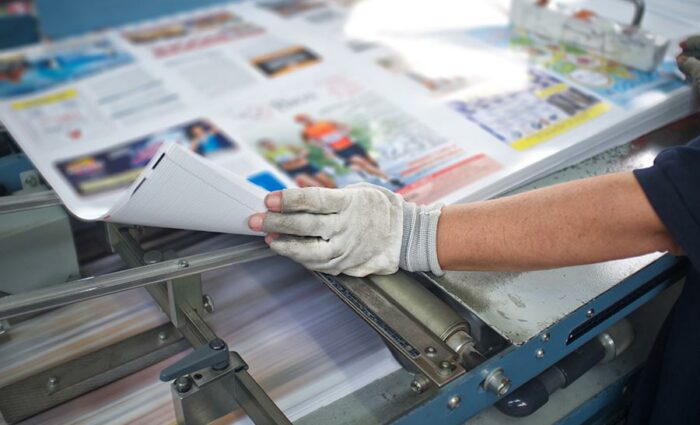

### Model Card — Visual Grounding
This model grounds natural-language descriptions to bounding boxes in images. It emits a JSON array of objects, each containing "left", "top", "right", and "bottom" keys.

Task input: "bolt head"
[
  {"left": 425, "top": 346, "right": 436, "bottom": 355},
  {"left": 178, "top": 260, "right": 189, "bottom": 269},
  {"left": 202, "top": 295, "right": 215, "bottom": 313},
  {"left": 540, "top": 333, "right": 550, "bottom": 342},
  {"left": 535, "top": 348, "right": 545, "bottom": 359},
  {"left": 209, "top": 338, "right": 226, "bottom": 351},
  {"left": 175, "top": 376, "right": 192, "bottom": 393},
  {"left": 158, "top": 331, "right": 168, "bottom": 341},
  {"left": 410, "top": 380, "right": 424, "bottom": 393},
  {"left": 47, "top": 376, "right": 58, "bottom": 388},
  {"left": 586, "top": 308, "right": 595, "bottom": 318},
  {"left": 447, "top": 395, "right": 461, "bottom": 410}
]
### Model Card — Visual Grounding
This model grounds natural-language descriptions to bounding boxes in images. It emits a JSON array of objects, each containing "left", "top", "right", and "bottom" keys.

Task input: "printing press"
[{"left": 1, "top": 0, "right": 699, "bottom": 424}]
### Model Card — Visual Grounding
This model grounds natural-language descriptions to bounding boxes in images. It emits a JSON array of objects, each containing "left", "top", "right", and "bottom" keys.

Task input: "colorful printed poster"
[
  {"left": 449, "top": 69, "right": 610, "bottom": 151},
  {"left": 0, "top": 38, "right": 133, "bottom": 99},
  {"left": 56, "top": 119, "right": 236, "bottom": 196},
  {"left": 467, "top": 26, "right": 684, "bottom": 106},
  {"left": 122, "top": 11, "right": 265, "bottom": 59},
  {"left": 227, "top": 74, "right": 502, "bottom": 204}
]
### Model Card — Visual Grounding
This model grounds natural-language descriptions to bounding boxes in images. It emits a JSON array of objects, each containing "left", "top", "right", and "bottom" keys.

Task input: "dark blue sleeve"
[{"left": 634, "top": 136, "right": 700, "bottom": 268}]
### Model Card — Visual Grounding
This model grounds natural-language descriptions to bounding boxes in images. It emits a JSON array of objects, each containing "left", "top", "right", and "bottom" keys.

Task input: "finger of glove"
[
  {"left": 679, "top": 57, "right": 700, "bottom": 84},
  {"left": 263, "top": 212, "right": 334, "bottom": 238},
  {"left": 269, "top": 235, "right": 337, "bottom": 264},
  {"left": 682, "top": 35, "right": 700, "bottom": 51},
  {"left": 281, "top": 187, "right": 347, "bottom": 214}
]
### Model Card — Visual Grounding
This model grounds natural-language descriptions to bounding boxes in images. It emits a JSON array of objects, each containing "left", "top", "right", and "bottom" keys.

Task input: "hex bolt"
[
  {"left": 586, "top": 308, "right": 595, "bottom": 318},
  {"left": 158, "top": 331, "right": 168, "bottom": 342},
  {"left": 482, "top": 369, "right": 511, "bottom": 396},
  {"left": 540, "top": 333, "right": 550, "bottom": 342},
  {"left": 47, "top": 376, "right": 58, "bottom": 390},
  {"left": 447, "top": 395, "right": 461, "bottom": 411},
  {"left": 535, "top": 348, "right": 545, "bottom": 359},
  {"left": 203, "top": 294, "right": 215, "bottom": 313},
  {"left": 178, "top": 260, "right": 189, "bottom": 269},
  {"left": 175, "top": 376, "right": 192, "bottom": 393},
  {"left": 410, "top": 375, "right": 431, "bottom": 394},
  {"left": 425, "top": 346, "right": 436, "bottom": 355},
  {"left": 209, "top": 338, "right": 226, "bottom": 351}
]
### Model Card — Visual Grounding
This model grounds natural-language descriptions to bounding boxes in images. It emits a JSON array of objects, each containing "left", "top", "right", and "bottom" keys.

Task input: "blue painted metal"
[
  {"left": 0, "top": 15, "right": 40, "bottom": 49},
  {"left": 34, "top": 0, "right": 242, "bottom": 39},
  {"left": 0, "top": 153, "right": 33, "bottom": 192},
  {"left": 393, "top": 255, "right": 687, "bottom": 424}
]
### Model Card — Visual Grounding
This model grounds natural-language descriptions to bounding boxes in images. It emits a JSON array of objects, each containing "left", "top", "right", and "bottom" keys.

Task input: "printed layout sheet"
[{"left": 0, "top": 0, "right": 694, "bottom": 234}]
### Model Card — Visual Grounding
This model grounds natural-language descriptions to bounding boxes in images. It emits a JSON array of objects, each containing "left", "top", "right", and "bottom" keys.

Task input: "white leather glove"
[
  {"left": 252, "top": 183, "right": 444, "bottom": 277},
  {"left": 679, "top": 35, "right": 700, "bottom": 92}
]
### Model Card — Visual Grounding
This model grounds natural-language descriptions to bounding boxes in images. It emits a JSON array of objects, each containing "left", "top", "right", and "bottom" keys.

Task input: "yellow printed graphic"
[
  {"left": 511, "top": 102, "right": 611, "bottom": 151},
  {"left": 534, "top": 83, "right": 568, "bottom": 99},
  {"left": 11, "top": 89, "right": 78, "bottom": 110}
]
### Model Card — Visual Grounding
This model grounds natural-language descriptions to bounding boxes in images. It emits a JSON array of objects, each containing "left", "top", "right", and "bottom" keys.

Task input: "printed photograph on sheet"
[
  {"left": 257, "top": 0, "right": 327, "bottom": 17},
  {"left": 122, "top": 10, "right": 265, "bottom": 59},
  {"left": 0, "top": 38, "right": 133, "bottom": 99},
  {"left": 55, "top": 119, "right": 236, "bottom": 196},
  {"left": 249, "top": 45, "right": 321, "bottom": 77},
  {"left": 449, "top": 68, "right": 610, "bottom": 151},
  {"left": 467, "top": 26, "right": 684, "bottom": 106},
  {"left": 227, "top": 74, "right": 502, "bottom": 204}
]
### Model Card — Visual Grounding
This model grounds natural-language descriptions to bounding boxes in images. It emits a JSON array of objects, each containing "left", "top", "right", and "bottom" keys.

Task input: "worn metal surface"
[
  {"left": 0, "top": 323, "right": 188, "bottom": 424},
  {"left": 426, "top": 117, "right": 700, "bottom": 345}
]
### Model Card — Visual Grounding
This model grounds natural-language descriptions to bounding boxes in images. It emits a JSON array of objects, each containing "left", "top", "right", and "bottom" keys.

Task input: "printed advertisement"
[
  {"left": 0, "top": 38, "right": 133, "bottom": 99},
  {"left": 449, "top": 68, "right": 610, "bottom": 151},
  {"left": 227, "top": 74, "right": 502, "bottom": 204},
  {"left": 467, "top": 26, "right": 684, "bottom": 106}
]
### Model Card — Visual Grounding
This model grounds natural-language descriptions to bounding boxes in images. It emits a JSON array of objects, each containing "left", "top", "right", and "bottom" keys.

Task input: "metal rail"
[
  {"left": 0, "top": 190, "right": 62, "bottom": 214},
  {"left": 0, "top": 240, "right": 274, "bottom": 320}
]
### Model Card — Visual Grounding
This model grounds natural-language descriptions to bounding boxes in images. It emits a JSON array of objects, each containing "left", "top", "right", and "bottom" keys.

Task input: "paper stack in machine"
[{"left": 0, "top": 0, "right": 698, "bottom": 424}]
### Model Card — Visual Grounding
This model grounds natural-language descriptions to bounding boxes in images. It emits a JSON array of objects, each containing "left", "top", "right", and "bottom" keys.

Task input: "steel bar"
[
  {"left": 0, "top": 190, "right": 62, "bottom": 214},
  {"left": 0, "top": 240, "right": 274, "bottom": 320}
]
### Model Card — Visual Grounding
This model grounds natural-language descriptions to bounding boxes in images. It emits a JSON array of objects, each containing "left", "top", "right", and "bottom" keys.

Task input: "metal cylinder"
[{"left": 369, "top": 272, "right": 483, "bottom": 366}]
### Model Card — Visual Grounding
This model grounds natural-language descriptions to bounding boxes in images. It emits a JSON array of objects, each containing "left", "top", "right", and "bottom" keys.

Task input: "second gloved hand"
[
  {"left": 248, "top": 183, "right": 444, "bottom": 277},
  {"left": 678, "top": 35, "right": 700, "bottom": 92}
]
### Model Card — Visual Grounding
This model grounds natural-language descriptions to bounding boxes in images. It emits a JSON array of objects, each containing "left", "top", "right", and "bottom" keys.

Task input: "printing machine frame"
[{"left": 0, "top": 117, "right": 695, "bottom": 424}]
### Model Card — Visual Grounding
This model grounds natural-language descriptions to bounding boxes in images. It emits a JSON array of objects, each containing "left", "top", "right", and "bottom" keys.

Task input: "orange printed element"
[{"left": 302, "top": 121, "right": 354, "bottom": 151}]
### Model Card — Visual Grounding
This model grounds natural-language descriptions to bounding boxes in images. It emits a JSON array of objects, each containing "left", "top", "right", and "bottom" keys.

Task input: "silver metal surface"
[
  {"left": 316, "top": 273, "right": 466, "bottom": 387},
  {"left": 482, "top": 369, "right": 511, "bottom": 396},
  {"left": 0, "top": 190, "right": 62, "bottom": 214},
  {"left": 447, "top": 395, "right": 461, "bottom": 411},
  {"left": 0, "top": 240, "right": 273, "bottom": 320}
]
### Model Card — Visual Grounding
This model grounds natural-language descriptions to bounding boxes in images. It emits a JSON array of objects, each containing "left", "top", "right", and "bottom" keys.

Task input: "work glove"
[
  {"left": 248, "top": 183, "right": 444, "bottom": 277},
  {"left": 678, "top": 35, "right": 700, "bottom": 92}
]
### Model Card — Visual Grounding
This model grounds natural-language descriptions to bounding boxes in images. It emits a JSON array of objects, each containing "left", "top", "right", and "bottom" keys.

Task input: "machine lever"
[{"left": 160, "top": 338, "right": 230, "bottom": 381}]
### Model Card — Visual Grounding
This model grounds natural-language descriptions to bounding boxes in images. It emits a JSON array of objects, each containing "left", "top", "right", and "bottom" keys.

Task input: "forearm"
[{"left": 437, "top": 172, "right": 680, "bottom": 272}]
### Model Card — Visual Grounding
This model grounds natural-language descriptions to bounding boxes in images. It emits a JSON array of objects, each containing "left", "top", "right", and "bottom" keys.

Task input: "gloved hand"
[
  {"left": 248, "top": 183, "right": 444, "bottom": 277},
  {"left": 678, "top": 35, "right": 700, "bottom": 92}
]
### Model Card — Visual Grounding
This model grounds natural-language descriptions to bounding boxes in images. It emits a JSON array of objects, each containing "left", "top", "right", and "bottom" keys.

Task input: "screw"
[
  {"left": 410, "top": 375, "right": 430, "bottom": 394},
  {"left": 425, "top": 346, "right": 436, "bottom": 356},
  {"left": 540, "top": 333, "right": 550, "bottom": 342},
  {"left": 178, "top": 260, "right": 189, "bottom": 269},
  {"left": 203, "top": 295, "right": 215, "bottom": 313},
  {"left": 447, "top": 395, "right": 461, "bottom": 410},
  {"left": 175, "top": 376, "right": 192, "bottom": 393},
  {"left": 47, "top": 376, "right": 58, "bottom": 390},
  {"left": 483, "top": 369, "right": 511, "bottom": 396},
  {"left": 158, "top": 331, "right": 168, "bottom": 342},
  {"left": 209, "top": 338, "right": 226, "bottom": 351},
  {"left": 586, "top": 308, "right": 595, "bottom": 318},
  {"left": 535, "top": 348, "right": 545, "bottom": 359}
]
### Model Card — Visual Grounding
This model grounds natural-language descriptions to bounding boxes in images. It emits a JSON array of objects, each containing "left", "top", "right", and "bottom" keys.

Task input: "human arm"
[
  {"left": 248, "top": 172, "right": 679, "bottom": 276},
  {"left": 678, "top": 35, "right": 700, "bottom": 92},
  {"left": 435, "top": 172, "right": 679, "bottom": 272}
]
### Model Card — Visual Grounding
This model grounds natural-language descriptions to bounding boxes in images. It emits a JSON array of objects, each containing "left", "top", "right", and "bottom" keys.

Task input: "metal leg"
[
  {"left": 0, "top": 323, "right": 188, "bottom": 424},
  {"left": 107, "top": 224, "right": 292, "bottom": 424}
]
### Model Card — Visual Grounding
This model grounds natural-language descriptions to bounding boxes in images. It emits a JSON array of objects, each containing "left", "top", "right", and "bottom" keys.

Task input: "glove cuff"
[{"left": 400, "top": 202, "right": 444, "bottom": 276}]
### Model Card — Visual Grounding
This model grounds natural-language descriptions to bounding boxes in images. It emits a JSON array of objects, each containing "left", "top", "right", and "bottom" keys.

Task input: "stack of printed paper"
[{"left": 0, "top": 0, "right": 696, "bottom": 233}]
